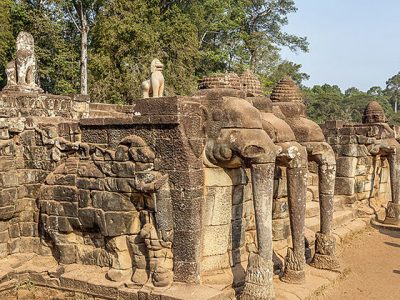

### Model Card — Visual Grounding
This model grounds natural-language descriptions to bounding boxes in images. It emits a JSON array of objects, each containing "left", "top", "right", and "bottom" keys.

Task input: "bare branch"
[
  {"left": 200, "top": 31, "right": 222, "bottom": 46},
  {"left": 66, "top": 6, "right": 80, "bottom": 31}
]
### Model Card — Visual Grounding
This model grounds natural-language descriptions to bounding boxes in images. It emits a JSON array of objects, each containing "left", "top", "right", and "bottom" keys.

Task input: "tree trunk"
[
  {"left": 80, "top": 26, "right": 88, "bottom": 95},
  {"left": 79, "top": 3, "right": 89, "bottom": 95},
  {"left": 249, "top": 50, "right": 256, "bottom": 71}
]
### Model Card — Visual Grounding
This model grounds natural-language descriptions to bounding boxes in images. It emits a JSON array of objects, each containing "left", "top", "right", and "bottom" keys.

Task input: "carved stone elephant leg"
[
  {"left": 277, "top": 142, "right": 308, "bottom": 284},
  {"left": 384, "top": 143, "right": 400, "bottom": 225},
  {"left": 106, "top": 235, "right": 133, "bottom": 282},
  {"left": 307, "top": 142, "right": 340, "bottom": 270},
  {"left": 241, "top": 162, "right": 276, "bottom": 299}
]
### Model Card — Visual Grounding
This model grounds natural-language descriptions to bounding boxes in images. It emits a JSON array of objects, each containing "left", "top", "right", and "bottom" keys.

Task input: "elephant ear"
[{"left": 180, "top": 101, "right": 209, "bottom": 158}]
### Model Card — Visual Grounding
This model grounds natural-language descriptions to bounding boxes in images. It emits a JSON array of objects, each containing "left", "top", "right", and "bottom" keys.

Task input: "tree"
[
  {"left": 89, "top": 0, "right": 198, "bottom": 103},
  {"left": 53, "top": 0, "right": 103, "bottom": 95},
  {"left": 303, "top": 83, "right": 394, "bottom": 125},
  {"left": 181, "top": 0, "right": 236, "bottom": 76},
  {"left": 262, "top": 60, "right": 309, "bottom": 93},
  {"left": 344, "top": 87, "right": 362, "bottom": 97},
  {"left": 231, "top": 0, "right": 309, "bottom": 72},
  {"left": 304, "top": 84, "right": 344, "bottom": 124},
  {"left": 177, "top": 0, "right": 308, "bottom": 78},
  {"left": 2, "top": 1, "right": 80, "bottom": 94},
  {"left": 385, "top": 72, "right": 400, "bottom": 113},
  {"left": 367, "top": 86, "right": 383, "bottom": 96},
  {"left": 0, "top": 0, "right": 14, "bottom": 88}
]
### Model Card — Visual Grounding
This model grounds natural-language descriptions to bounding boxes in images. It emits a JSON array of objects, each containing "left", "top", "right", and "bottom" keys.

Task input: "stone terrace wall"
[
  {"left": 201, "top": 167, "right": 255, "bottom": 285},
  {"left": 0, "top": 90, "right": 376, "bottom": 296},
  {"left": 0, "top": 92, "right": 89, "bottom": 119},
  {"left": 0, "top": 91, "right": 87, "bottom": 259},
  {"left": 322, "top": 121, "right": 391, "bottom": 216},
  {"left": 0, "top": 115, "right": 80, "bottom": 259},
  {"left": 78, "top": 97, "right": 206, "bottom": 284},
  {"left": 88, "top": 103, "right": 134, "bottom": 118}
]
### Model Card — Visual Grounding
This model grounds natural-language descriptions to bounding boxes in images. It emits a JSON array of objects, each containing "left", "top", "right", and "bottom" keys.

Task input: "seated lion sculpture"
[
  {"left": 4, "top": 31, "right": 43, "bottom": 93},
  {"left": 141, "top": 58, "right": 165, "bottom": 98}
]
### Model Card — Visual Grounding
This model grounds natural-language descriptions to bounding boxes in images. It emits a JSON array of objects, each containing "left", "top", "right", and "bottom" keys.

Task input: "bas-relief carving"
[
  {"left": 4, "top": 32, "right": 43, "bottom": 93},
  {"left": 270, "top": 77, "right": 340, "bottom": 271},
  {"left": 39, "top": 133, "right": 174, "bottom": 287}
]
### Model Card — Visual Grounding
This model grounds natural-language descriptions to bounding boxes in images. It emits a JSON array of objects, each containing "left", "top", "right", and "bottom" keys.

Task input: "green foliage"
[
  {"left": 183, "top": 0, "right": 309, "bottom": 76},
  {"left": 0, "top": 1, "right": 80, "bottom": 94},
  {"left": 2, "top": 0, "right": 310, "bottom": 101},
  {"left": 304, "top": 84, "right": 394, "bottom": 125},
  {"left": 385, "top": 72, "right": 400, "bottom": 112},
  {"left": 88, "top": 0, "right": 160, "bottom": 103},
  {"left": 304, "top": 84, "right": 344, "bottom": 124},
  {"left": 0, "top": 0, "right": 14, "bottom": 87},
  {"left": 88, "top": 0, "right": 198, "bottom": 103},
  {"left": 231, "top": 0, "right": 309, "bottom": 71}
]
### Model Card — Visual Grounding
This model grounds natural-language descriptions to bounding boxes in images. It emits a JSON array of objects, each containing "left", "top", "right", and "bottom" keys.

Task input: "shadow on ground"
[
  {"left": 384, "top": 241, "right": 400, "bottom": 248},
  {"left": 378, "top": 228, "right": 400, "bottom": 239}
]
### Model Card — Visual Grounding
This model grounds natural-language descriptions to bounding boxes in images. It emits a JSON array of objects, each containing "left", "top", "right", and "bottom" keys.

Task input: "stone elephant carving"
[
  {"left": 194, "top": 88, "right": 278, "bottom": 299},
  {"left": 141, "top": 58, "right": 165, "bottom": 98},
  {"left": 252, "top": 95, "right": 309, "bottom": 284},
  {"left": 271, "top": 77, "right": 339, "bottom": 270},
  {"left": 39, "top": 135, "right": 174, "bottom": 287},
  {"left": 362, "top": 101, "right": 400, "bottom": 225}
]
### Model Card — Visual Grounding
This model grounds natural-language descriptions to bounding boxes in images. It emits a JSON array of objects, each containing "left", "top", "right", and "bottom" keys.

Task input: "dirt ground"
[{"left": 320, "top": 226, "right": 400, "bottom": 300}]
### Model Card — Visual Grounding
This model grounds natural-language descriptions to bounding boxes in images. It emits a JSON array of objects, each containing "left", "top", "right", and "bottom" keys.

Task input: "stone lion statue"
[
  {"left": 4, "top": 31, "right": 42, "bottom": 93},
  {"left": 141, "top": 58, "right": 165, "bottom": 98}
]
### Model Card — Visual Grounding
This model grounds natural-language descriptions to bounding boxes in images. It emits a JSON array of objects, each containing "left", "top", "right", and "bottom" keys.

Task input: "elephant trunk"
[
  {"left": 279, "top": 143, "right": 308, "bottom": 284},
  {"left": 307, "top": 142, "right": 340, "bottom": 270},
  {"left": 384, "top": 143, "right": 400, "bottom": 225},
  {"left": 241, "top": 163, "right": 275, "bottom": 300}
]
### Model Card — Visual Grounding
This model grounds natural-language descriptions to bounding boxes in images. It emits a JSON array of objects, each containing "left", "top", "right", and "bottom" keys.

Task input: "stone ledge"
[
  {"left": 0, "top": 216, "right": 371, "bottom": 300},
  {"left": 80, "top": 115, "right": 180, "bottom": 126},
  {"left": 0, "top": 254, "right": 226, "bottom": 300},
  {"left": 370, "top": 218, "right": 400, "bottom": 231},
  {"left": 274, "top": 266, "right": 347, "bottom": 300}
]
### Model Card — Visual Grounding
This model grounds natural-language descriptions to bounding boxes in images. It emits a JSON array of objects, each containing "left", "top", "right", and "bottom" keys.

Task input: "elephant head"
[
  {"left": 204, "top": 96, "right": 277, "bottom": 168},
  {"left": 193, "top": 88, "right": 278, "bottom": 299}
]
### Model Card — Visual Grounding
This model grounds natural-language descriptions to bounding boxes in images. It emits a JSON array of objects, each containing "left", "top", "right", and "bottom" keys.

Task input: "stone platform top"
[
  {"left": 82, "top": 96, "right": 181, "bottom": 126},
  {"left": 0, "top": 249, "right": 352, "bottom": 300}
]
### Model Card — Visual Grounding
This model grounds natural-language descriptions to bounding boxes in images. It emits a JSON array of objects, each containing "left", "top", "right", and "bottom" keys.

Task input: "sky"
[{"left": 281, "top": 0, "right": 400, "bottom": 91}]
